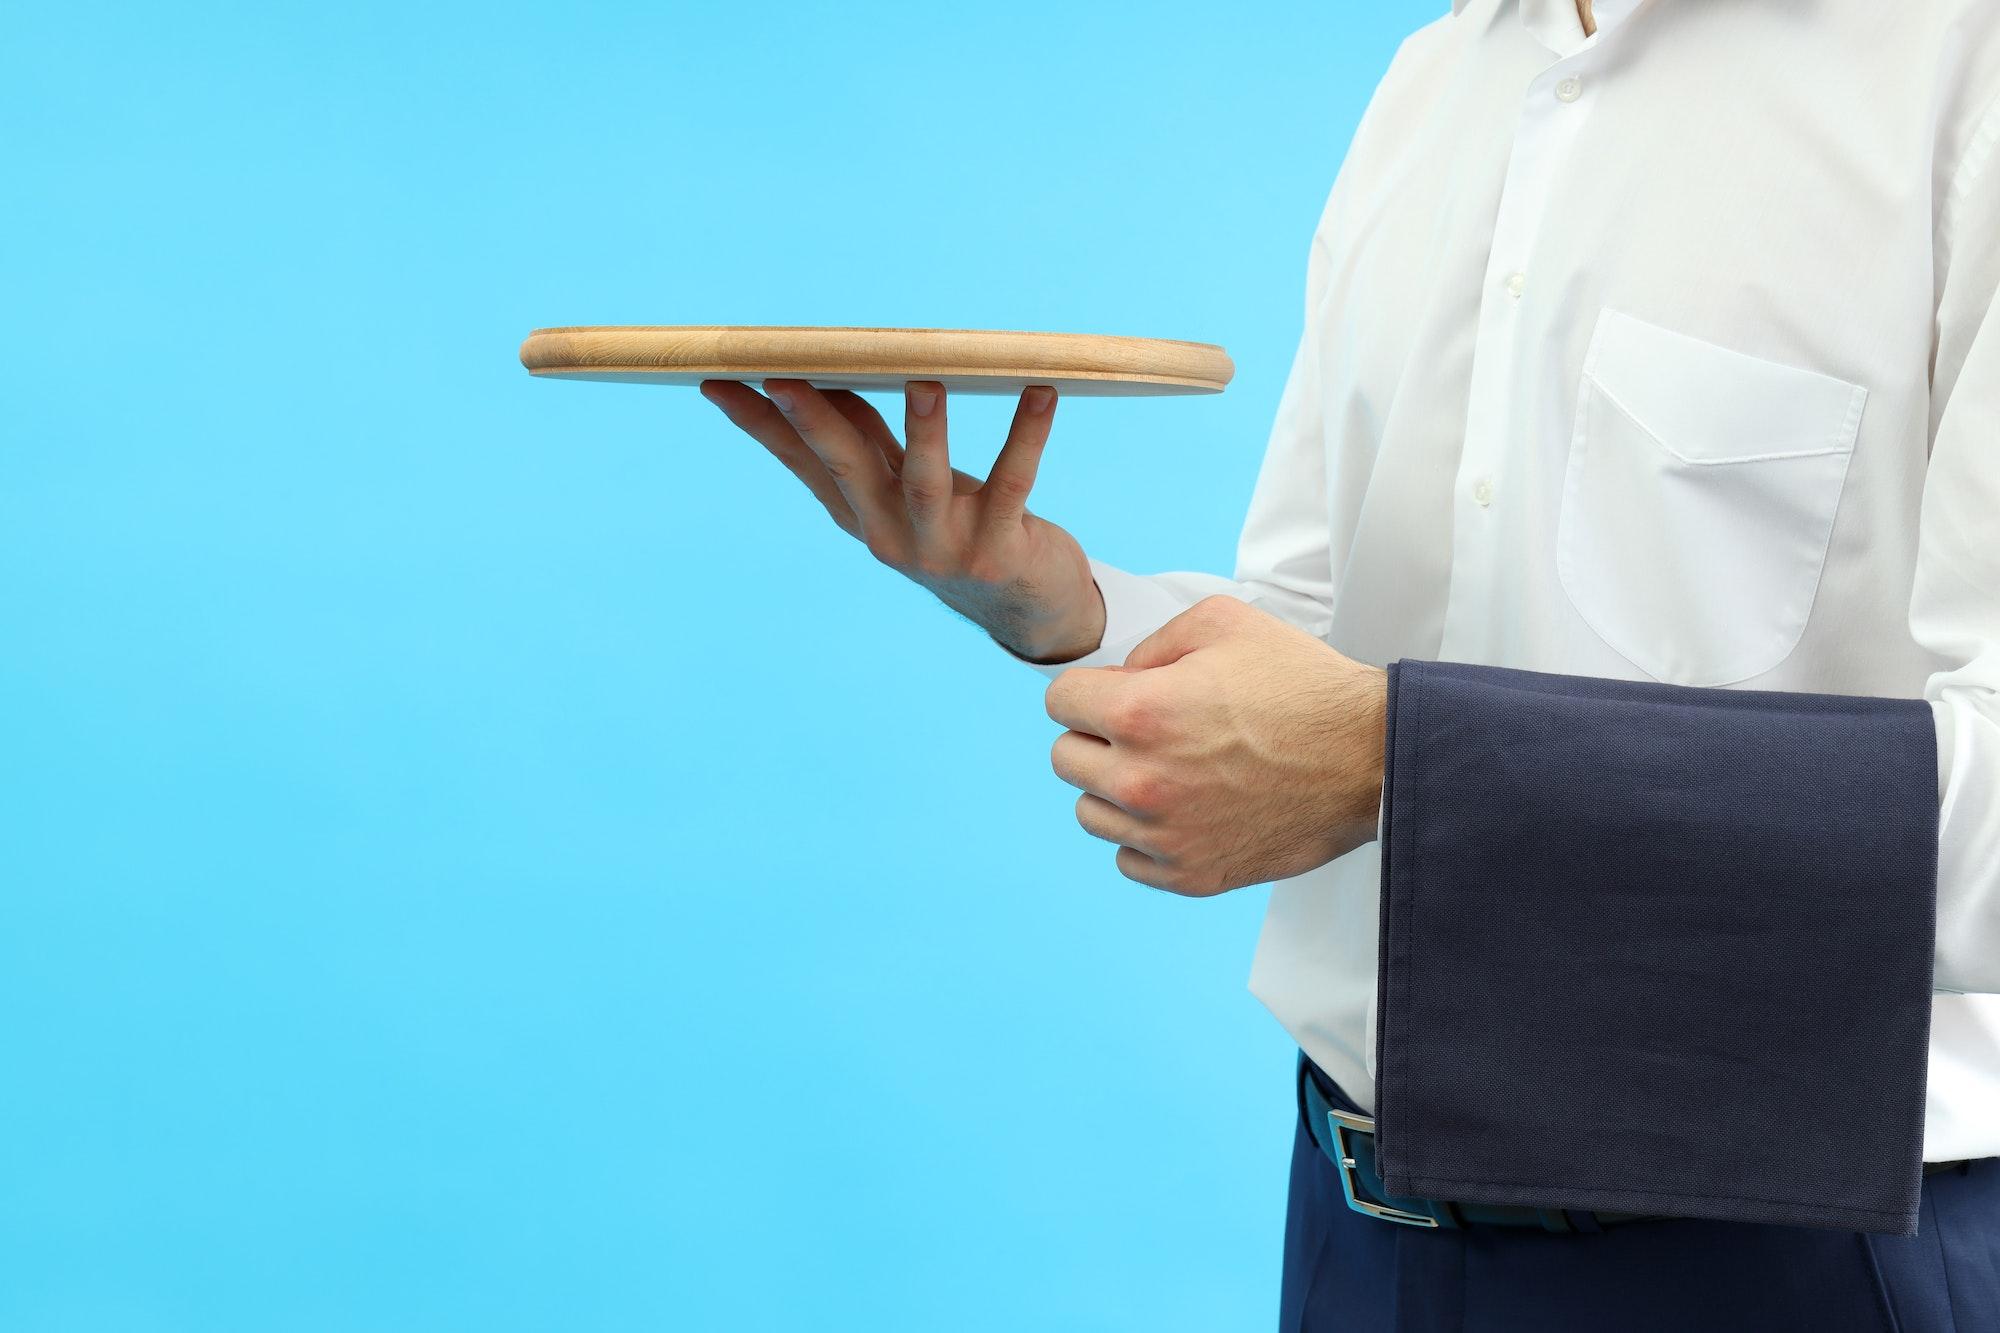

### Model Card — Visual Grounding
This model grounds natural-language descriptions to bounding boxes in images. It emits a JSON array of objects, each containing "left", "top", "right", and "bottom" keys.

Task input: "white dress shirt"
[{"left": 1018, "top": 0, "right": 2000, "bottom": 1162}]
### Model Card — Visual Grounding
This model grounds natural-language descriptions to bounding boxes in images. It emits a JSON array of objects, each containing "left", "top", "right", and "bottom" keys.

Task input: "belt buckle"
[{"left": 1325, "top": 1108, "right": 1441, "bottom": 1229}]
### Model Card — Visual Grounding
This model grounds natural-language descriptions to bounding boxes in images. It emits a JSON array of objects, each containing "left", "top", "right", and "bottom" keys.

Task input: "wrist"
[
  {"left": 1328, "top": 662, "right": 1390, "bottom": 851},
  {"left": 1008, "top": 578, "right": 1107, "bottom": 664}
]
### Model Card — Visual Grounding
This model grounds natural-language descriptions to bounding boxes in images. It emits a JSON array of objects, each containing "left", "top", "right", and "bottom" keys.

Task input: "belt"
[{"left": 1295, "top": 1053, "right": 1966, "bottom": 1233}]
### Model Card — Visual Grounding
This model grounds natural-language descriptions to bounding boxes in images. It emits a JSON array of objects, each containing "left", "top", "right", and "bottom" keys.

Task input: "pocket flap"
[{"left": 1584, "top": 309, "right": 1867, "bottom": 464}]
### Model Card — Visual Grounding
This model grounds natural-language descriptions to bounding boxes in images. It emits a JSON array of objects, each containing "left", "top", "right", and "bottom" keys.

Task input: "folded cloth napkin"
[{"left": 1374, "top": 659, "right": 1938, "bottom": 1234}]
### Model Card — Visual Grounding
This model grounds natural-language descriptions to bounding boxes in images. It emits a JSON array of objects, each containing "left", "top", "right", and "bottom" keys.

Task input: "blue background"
[{"left": 2, "top": 3, "right": 1431, "bottom": 1327}]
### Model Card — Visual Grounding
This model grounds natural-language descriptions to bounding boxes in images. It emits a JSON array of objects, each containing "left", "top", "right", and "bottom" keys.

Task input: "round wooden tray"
[{"left": 518, "top": 325, "right": 1234, "bottom": 396}]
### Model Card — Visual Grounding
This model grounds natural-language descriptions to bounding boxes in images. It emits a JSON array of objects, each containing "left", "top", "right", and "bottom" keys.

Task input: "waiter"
[{"left": 700, "top": 0, "right": 2000, "bottom": 1326}]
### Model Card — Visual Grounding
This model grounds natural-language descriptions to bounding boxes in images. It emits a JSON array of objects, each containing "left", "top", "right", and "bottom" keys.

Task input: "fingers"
[
  {"left": 1114, "top": 845, "right": 1178, "bottom": 891},
  {"left": 710, "top": 376, "right": 1056, "bottom": 578},
  {"left": 902, "top": 380, "right": 952, "bottom": 551},
  {"left": 761, "top": 378, "right": 912, "bottom": 560},
  {"left": 1062, "top": 742, "right": 1192, "bottom": 892},
  {"left": 829, "top": 387, "right": 982, "bottom": 493},
  {"left": 1073, "top": 793, "right": 1168, "bottom": 861},
  {"left": 981, "top": 385, "right": 1057, "bottom": 535},
  {"left": 1044, "top": 666, "right": 1156, "bottom": 743},
  {"left": 1120, "top": 595, "right": 1240, "bottom": 671},
  {"left": 1050, "top": 728, "right": 1117, "bottom": 797},
  {"left": 825, "top": 390, "right": 905, "bottom": 475},
  {"left": 1052, "top": 728, "right": 1174, "bottom": 819},
  {"left": 700, "top": 379, "right": 859, "bottom": 534}
]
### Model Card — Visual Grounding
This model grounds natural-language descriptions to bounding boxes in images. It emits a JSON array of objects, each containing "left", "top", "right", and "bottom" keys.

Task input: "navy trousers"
[{"left": 1280, "top": 1061, "right": 2000, "bottom": 1332}]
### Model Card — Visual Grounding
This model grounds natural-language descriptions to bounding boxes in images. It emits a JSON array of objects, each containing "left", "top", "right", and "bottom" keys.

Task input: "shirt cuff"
[
  {"left": 1000, "top": 558, "right": 1195, "bottom": 680},
  {"left": 1373, "top": 659, "right": 1938, "bottom": 1234}
]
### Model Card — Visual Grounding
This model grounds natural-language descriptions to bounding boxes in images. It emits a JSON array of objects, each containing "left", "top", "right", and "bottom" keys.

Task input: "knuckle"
[
  {"left": 1049, "top": 733, "right": 1079, "bottom": 782},
  {"left": 1116, "top": 847, "right": 1163, "bottom": 889},
  {"left": 900, "top": 477, "right": 944, "bottom": 509},
  {"left": 1073, "top": 791, "right": 1101, "bottom": 832},
  {"left": 1105, "top": 690, "right": 1162, "bottom": 744},
  {"left": 986, "top": 472, "right": 1033, "bottom": 504},
  {"left": 1110, "top": 766, "right": 1167, "bottom": 814}
]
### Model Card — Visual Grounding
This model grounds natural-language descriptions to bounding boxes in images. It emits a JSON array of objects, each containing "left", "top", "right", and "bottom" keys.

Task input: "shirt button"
[
  {"left": 1472, "top": 477, "right": 1495, "bottom": 506},
  {"left": 1505, "top": 271, "right": 1526, "bottom": 299},
  {"left": 1555, "top": 77, "right": 1583, "bottom": 103}
]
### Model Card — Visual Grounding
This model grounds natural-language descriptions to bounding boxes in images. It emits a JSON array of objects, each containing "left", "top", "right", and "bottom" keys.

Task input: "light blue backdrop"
[{"left": 2, "top": 3, "right": 1436, "bottom": 1328}]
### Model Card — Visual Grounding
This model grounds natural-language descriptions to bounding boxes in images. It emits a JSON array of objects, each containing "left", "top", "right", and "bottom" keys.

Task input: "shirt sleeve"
[
  {"left": 1918, "top": 87, "right": 2000, "bottom": 1001},
  {"left": 1368, "top": 91, "right": 2000, "bottom": 1238}
]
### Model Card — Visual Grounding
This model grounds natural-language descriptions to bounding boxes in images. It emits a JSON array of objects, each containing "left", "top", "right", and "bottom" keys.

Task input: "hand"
[
  {"left": 699, "top": 377, "right": 1106, "bottom": 662},
  {"left": 1042, "top": 595, "right": 1387, "bottom": 896}
]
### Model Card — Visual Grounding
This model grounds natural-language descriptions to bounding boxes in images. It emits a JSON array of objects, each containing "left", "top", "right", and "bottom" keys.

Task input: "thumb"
[{"left": 1122, "top": 600, "right": 1229, "bottom": 672}]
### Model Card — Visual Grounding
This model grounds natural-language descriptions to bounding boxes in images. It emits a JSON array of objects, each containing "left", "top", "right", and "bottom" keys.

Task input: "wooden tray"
[{"left": 519, "top": 325, "right": 1234, "bottom": 396}]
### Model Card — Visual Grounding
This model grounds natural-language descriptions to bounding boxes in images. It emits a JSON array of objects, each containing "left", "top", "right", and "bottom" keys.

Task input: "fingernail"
[
  {"left": 767, "top": 386, "right": 795, "bottom": 413},
  {"left": 1024, "top": 386, "right": 1055, "bottom": 414},
  {"left": 908, "top": 386, "right": 938, "bottom": 418}
]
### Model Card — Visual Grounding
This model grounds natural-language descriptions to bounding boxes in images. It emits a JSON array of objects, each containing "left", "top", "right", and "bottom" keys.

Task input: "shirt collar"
[{"left": 1452, "top": 0, "right": 1648, "bottom": 55}]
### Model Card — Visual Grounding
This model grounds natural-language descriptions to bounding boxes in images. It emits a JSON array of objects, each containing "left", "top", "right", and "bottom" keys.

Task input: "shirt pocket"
[{"left": 1555, "top": 308, "right": 1867, "bottom": 687}]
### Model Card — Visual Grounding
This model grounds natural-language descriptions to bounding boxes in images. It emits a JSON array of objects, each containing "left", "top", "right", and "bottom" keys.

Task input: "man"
[{"left": 701, "top": 0, "right": 2000, "bottom": 1326}]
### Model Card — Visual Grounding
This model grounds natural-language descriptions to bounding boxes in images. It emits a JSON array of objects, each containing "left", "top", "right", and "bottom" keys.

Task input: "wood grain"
[{"left": 518, "top": 325, "right": 1234, "bottom": 397}]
